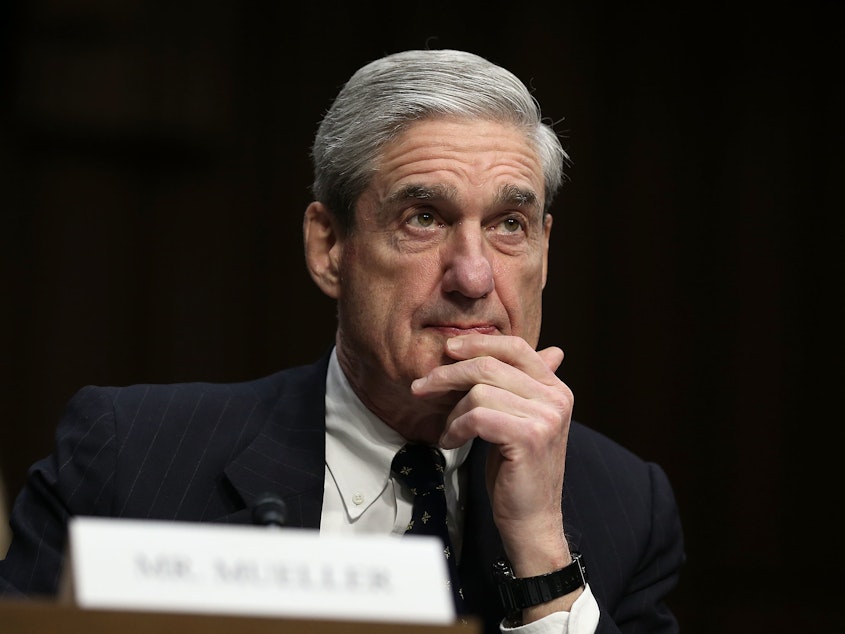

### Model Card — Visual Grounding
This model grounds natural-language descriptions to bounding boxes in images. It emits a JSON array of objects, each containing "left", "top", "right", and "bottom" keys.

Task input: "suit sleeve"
[{"left": 0, "top": 386, "right": 118, "bottom": 596}]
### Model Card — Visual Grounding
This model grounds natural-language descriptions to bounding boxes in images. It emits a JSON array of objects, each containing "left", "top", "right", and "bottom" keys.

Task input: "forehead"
[{"left": 370, "top": 118, "right": 545, "bottom": 204}]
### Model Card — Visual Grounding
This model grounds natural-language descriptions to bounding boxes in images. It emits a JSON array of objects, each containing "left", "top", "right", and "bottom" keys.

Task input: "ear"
[
  {"left": 540, "top": 212, "right": 553, "bottom": 289},
  {"left": 303, "top": 201, "right": 344, "bottom": 299}
]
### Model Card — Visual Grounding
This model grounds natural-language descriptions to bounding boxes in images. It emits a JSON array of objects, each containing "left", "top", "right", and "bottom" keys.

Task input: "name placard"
[{"left": 61, "top": 516, "right": 455, "bottom": 625}]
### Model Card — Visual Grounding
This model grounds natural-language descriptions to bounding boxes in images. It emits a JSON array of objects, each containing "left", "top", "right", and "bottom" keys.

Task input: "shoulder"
[
  {"left": 66, "top": 352, "right": 332, "bottom": 426},
  {"left": 567, "top": 421, "right": 643, "bottom": 469},
  {"left": 564, "top": 420, "right": 679, "bottom": 541},
  {"left": 52, "top": 352, "right": 332, "bottom": 467},
  {"left": 564, "top": 422, "right": 685, "bottom": 624},
  {"left": 45, "top": 353, "right": 333, "bottom": 515},
  {"left": 567, "top": 420, "right": 665, "bottom": 482}
]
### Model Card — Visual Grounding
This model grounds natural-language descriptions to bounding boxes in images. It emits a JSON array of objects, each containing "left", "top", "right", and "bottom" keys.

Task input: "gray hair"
[{"left": 310, "top": 49, "right": 569, "bottom": 230}]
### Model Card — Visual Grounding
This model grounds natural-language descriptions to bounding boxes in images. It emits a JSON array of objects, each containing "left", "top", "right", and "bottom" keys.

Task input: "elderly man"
[{"left": 0, "top": 50, "right": 685, "bottom": 633}]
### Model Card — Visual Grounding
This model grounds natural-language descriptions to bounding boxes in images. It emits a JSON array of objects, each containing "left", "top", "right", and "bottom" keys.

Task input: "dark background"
[{"left": 1, "top": 1, "right": 841, "bottom": 631}]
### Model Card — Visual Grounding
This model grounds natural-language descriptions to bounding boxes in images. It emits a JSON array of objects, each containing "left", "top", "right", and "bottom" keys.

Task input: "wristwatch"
[{"left": 493, "top": 552, "right": 588, "bottom": 619}]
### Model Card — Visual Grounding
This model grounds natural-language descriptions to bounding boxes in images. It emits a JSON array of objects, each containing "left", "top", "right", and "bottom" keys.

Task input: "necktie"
[{"left": 391, "top": 443, "right": 465, "bottom": 613}]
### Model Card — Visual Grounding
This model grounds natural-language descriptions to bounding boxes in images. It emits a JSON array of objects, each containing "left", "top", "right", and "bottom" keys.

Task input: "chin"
[{"left": 398, "top": 342, "right": 446, "bottom": 374}]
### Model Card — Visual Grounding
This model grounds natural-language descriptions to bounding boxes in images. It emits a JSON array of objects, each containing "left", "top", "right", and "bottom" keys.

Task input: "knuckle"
[
  {"left": 474, "top": 355, "right": 499, "bottom": 379},
  {"left": 466, "top": 382, "right": 492, "bottom": 404},
  {"left": 549, "top": 382, "right": 573, "bottom": 410}
]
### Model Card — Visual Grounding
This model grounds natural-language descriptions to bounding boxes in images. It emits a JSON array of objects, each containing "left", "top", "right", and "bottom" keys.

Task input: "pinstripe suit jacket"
[{"left": 0, "top": 352, "right": 684, "bottom": 633}]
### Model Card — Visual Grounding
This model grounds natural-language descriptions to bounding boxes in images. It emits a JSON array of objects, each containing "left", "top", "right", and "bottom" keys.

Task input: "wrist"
[{"left": 499, "top": 526, "right": 569, "bottom": 578}]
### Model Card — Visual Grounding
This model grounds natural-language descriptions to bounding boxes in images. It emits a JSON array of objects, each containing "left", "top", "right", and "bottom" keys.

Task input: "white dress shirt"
[{"left": 320, "top": 348, "right": 599, "bottom": 633}]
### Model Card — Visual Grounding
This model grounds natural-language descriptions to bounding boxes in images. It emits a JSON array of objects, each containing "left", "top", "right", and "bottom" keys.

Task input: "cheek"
[
  {"left": 368, "top": 252, "right": 442, "bottom": 304},
  {"left": 341, "top": 256, "right": 424, "bottom": 330},
  {"left": 498, "top": 262, "right": 545, "bottom": 333}
]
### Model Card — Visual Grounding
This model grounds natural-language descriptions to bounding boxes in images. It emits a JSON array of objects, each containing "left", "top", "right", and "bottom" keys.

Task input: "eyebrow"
[
  {"left": 387, "top": 183, "right": 458, "bottom": 204},
  {"left": 495, "top": 184, "right": 540, "bottom": 214},
  {"left": 386, "top": 183, "right": 540, "bottom": 213}
]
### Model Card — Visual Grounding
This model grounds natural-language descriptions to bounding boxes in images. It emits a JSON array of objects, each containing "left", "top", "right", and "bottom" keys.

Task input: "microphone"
[{"left": 251, "top": 492, "right": 288, "bottom": 528}]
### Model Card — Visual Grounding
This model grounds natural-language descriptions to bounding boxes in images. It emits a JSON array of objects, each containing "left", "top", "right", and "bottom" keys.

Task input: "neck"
[{"left": 334, "top": 345, "right": 460, "bottom": 446}]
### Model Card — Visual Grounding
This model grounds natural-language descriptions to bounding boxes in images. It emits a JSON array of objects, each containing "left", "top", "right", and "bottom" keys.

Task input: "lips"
[{"left": 426, "top": 324, "right": 499, "bottom": 336}]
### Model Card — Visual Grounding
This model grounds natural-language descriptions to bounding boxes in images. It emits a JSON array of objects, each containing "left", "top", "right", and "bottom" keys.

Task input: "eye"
[
  {"left": 407, "top": 211, "right": 438, "bottom": 228},
  {"left": 501, "top": 217, "right": 523, "bottom": 233},
  {"left": 491, "top": 216, "right": 525, "bottom": 234}
]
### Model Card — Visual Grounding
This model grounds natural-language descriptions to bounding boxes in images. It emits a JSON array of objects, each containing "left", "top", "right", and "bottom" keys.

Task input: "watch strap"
[{"left": 493, "top": 552, "right": 587, "bottom": 617}]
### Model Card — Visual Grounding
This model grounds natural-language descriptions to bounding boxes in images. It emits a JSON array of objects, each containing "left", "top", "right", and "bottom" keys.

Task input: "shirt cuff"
[{"left": 500, "top": 583, "right": 600, "bottom": 634}]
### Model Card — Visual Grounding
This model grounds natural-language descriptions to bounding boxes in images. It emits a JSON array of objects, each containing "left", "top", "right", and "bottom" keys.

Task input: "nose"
[{"left": 440, "top": 225, "right": 495, "bottom": 299}]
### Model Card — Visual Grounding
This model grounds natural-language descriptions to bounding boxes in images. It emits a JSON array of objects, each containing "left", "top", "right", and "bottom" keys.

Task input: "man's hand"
[{"left": 411, "top": 334, "right": 582, "bottom": 618}]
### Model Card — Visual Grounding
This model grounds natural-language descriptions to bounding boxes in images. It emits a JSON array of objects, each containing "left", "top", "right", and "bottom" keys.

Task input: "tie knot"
[{"left": 391, "top": 444, "right": 446, "bottom": 496}]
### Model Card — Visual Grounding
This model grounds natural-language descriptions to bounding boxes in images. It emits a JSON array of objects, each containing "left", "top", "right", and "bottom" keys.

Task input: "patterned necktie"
[{"left": 391, "top": 443, "right": 465, "bottom": 613}]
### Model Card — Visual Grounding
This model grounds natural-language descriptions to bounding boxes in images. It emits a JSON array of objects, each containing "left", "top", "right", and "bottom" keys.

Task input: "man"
[{"left": 0, "top": 49, "right": 685, "bottom": 632}]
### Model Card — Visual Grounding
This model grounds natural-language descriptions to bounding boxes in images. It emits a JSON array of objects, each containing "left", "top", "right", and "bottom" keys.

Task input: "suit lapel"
[
  {"left": 458, "top": 439, "right": 502, "bottom": 621},
  {"left": 219, "top": 352, "right": 331, "bottom": 529}
]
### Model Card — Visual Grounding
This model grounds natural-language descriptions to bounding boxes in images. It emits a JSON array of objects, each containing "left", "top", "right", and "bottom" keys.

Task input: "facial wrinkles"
[
  {"left": 333, "top": 121, "right": 551, "bottom": 436},
  {"left": 385, "top": 182, "right": 541, "bottom": 227},
  {"left": 370, "top": 122, "right": 547, "bottom": 335},
  {"left": 376, "top": 120, "right": 544, "bottom": 205},
  {"left": 381, "top": 153, "right": 541, "bottom": 207}
]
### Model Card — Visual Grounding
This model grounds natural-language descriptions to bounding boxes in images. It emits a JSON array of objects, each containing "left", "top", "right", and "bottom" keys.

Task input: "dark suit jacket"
[{"left": 0, "top": 352, "right": 685, "bottom": 633}]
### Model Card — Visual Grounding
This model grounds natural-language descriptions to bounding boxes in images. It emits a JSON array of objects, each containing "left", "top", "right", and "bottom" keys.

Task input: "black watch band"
[{"left": 493, "top": 552, "right": 588, "bottom": 618}]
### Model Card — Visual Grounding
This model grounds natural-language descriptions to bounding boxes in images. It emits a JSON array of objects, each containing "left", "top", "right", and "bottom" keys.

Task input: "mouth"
[{"left": 426, "top": 324, "right": 499, "bottom": 337}]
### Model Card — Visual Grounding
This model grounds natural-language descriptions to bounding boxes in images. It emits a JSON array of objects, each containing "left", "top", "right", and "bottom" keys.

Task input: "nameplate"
[{"left": 61, "top": 516, "right": 455, "bottom": 625}]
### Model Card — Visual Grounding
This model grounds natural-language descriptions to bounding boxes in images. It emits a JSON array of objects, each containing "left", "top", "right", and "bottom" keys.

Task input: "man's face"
[{"left": 332, "top": 118, "right": 552, "bottom": 419}]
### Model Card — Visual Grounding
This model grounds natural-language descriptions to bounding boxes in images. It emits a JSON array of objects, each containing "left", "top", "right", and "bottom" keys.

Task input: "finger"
[
  {"left": 412, "top": 337, "right": 565, "bottom": 398},
  {"left": 412, "top": 354, "right": 548, "bottom": 399},
  {"left": 443, "top": 334, "right": 561, "bottom": 380},
  {"left": 440, "top": 404, "right": 521, "bottom": 449},
  {"left": 438, "top": 384, "right": 558, "bottom": 448}
]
